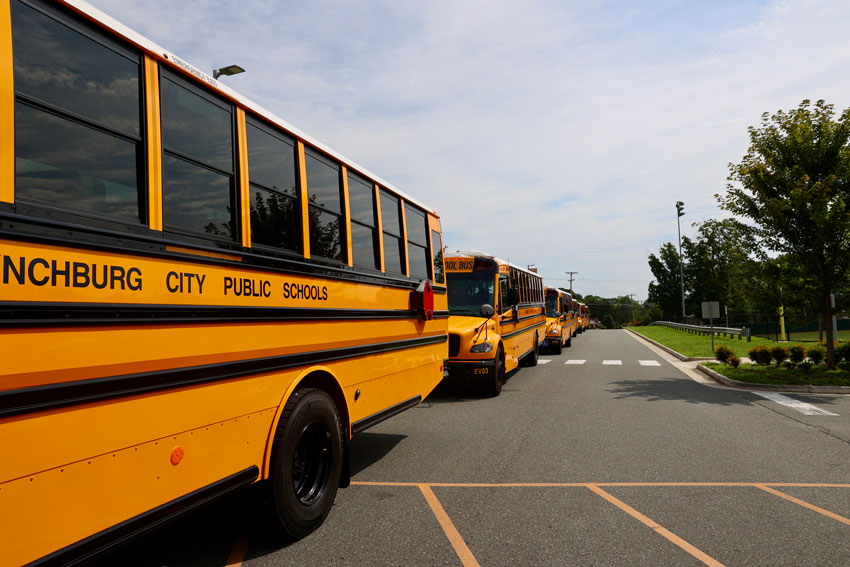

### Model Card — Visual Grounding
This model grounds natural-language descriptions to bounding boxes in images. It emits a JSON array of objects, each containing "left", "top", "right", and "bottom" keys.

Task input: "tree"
[
  {"left": 647, "top": 242, "right": 686, "bottom": 319},
  {"left": 718, "top": 100, "right": 850, "bottom": 368}
]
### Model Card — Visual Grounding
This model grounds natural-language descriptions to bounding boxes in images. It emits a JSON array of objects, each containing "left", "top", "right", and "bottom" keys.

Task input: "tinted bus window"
[
  {"left": 348, "top": 172, "right": 378, "bottom": 269},
  {"left": 431, "top": 230, "right": 444, "bottom": 284},
  {"left": 380, "top": 190, "right": 404, "bottom": 274},
  {"left": 305, "top": 149, "right": 344, "bottom": 262},
  {"left": 405, "top": 203, "right": 429, "bottom": 280},
  {"left": 12, "top": 0, "right": 143, "bottom": 223},
  {"left": 161, "top": 72, "right": 235, "bottom": 239},
  {"left": 247, "top": 120, "right": 301, "bottom": 252}
]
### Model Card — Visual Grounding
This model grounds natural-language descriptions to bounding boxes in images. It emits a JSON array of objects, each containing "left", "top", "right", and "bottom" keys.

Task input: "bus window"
[
  {"left": 161, "top": 71, "right": 236, "bottom": 239},
  {"left": 246, "top": 118, "right": 301, "bottom": 253},
  {"left": 405, "top": 203, "right": 429, "bottom": 280},
  {"left": 380, "top": 189, "right": 404, "bottom": 274},
  {"left": 431, "top": 230, "right": 444, "bottom": 284},
  {"left": 12, "top": 0, "right": 143, "bottom": 224},
  {"left": 305, "top": 148, "right": 344, "bottom": 262},
  {"left": 348, "top": 172, "right": 379, "bottom": 269}
]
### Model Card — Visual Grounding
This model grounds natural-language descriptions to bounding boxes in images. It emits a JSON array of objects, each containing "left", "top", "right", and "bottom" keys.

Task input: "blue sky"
[{"left": 89, "top": 0, "right": 850, "bottom": 300}]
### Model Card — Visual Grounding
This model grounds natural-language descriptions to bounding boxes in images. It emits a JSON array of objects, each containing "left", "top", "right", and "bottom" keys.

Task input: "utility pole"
[
  {"left": 675, "top": 201, "right": 686, "bottom": 322},
  {"left": 565, "top": 271, "right": 578, "bottom": 294}
]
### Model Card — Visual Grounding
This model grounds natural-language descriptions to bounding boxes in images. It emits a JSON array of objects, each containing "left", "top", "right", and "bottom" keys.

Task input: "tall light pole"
[{"left": 675, "top": 201, "right": 686, "bottom": 321}]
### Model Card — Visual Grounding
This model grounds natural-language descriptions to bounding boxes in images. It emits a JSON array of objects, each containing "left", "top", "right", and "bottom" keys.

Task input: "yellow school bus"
[
  {"left": 0, "top": 1, "right": 448, "bottom": 564},
  {"left": 578, "top": 303, "right": 590, "bottom": 332},
  {"left": 542, "top": 287, "right": 579, "bottom": 354},
  {"left": 444, "top": 251, "right": 545, "bottom": 396}
]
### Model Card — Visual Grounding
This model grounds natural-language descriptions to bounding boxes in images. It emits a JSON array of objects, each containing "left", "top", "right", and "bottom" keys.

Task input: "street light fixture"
[
  {"left": 675, "top": 201, "right": 685, "bottom": 321},
  {"left": 213, "top": 64, "right": 245, "bottom": 79}
]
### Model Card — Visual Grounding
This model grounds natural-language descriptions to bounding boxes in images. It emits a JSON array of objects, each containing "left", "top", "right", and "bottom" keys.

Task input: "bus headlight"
[
  {"left": 470, "top": 342, "right": 493, "bottom": 353},
  {"left": 548, "top": 327, "right": 560, "bottom": 336}
]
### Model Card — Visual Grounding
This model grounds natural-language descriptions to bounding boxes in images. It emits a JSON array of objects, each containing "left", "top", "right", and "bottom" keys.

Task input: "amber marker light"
[{"left": 170, "top": 446, "right": 185, "bottom": 465}]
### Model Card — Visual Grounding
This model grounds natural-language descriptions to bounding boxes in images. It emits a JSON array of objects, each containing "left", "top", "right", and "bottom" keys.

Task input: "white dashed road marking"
[
  {"left": 602, "top": 360, "right": 622, "bottom": 365},
  {"left": 565, "top": 360, "right": 586, "bottom": 365},
  {"left": 754, "top": 392, "right": 839, "bottom": 416},
  {"left": 639, "top": 360, "right": 661, "bottom": 366},
  {"left": 538, "top": 359, "right": 552, "bottom": 364}
]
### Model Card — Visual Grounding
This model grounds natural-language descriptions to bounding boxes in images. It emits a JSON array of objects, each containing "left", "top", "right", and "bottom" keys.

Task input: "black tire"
[
  {"left": 552, "top": 333, "right": 563, "bottom": 355},
  {"left": 484, "top": 346, "right": 504, "bottom": 397},
  {"left": 525, "top": 334, "right": 539, "bottom": 367},
  {"left": 566, "top": 335, "right": 572, "bottom": 348},
  {"left": 269, "top": 388, "right": 343, "bottom": 540}
]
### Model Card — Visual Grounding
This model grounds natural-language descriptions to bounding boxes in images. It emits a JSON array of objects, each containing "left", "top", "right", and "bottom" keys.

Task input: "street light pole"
[{"left": 675, "top": 201, "right": 686, "bottom": 322}]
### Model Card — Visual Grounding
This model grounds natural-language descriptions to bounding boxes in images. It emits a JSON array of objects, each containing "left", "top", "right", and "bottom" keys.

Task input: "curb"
[{"left": 626, "top": 328, "right": 850, "bottom": 394}]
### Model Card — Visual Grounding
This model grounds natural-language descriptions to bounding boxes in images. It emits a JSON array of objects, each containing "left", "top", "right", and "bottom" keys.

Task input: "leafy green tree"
[
  {"left": 647, "top": 242, "right": 686, "bottom": 319},
  {"left": 718, "top": 99, "right": 850, "bottom": 368}
]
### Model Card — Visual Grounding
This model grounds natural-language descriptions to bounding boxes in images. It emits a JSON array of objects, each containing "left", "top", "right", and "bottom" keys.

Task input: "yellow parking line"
[
  {"left": 419, "top": 484, "right": 480, "bottom": 567},
  {"left": 585, "top": 484, "right": 726, "bottom": 567},
  {"left": 755, "top": 485, "right": 850, "bottom": 526},
  {"left": 225, "top": 533, "right": 250, "bottom": 567}
]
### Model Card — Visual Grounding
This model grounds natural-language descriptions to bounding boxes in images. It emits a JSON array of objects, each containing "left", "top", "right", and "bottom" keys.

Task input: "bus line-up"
[{"left": 0, "top": 1, "right": 591, "bottom": 564}]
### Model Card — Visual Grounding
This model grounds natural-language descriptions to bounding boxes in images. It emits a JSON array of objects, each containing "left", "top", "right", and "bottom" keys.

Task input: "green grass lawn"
[
  {"left": 630, "top": 325, "right": 779, "bottom": 358},
  {"left": 703, "top": 362, "right": 850, "bottom": 387}
]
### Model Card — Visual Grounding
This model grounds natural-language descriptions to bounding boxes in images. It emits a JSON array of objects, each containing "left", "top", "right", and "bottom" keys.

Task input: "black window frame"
[
  {"left": 159, "top": 67, "right": 239, "bottom": 244},
  {"left": 347, "top": 170, "right": 379, "bottom": 271},
  {"left": 380, "top": 189, "right": 405, "bottom": 276},
  {"left": 245, "top": 114, "right": 303, "bottom": 256},
  {"left": 304, "top": 147, "right": 346, "bottom": 264},
  {"left": 404, "top": 202, "right": 430, "bottom": 281},
  {"left": 11, "top": 0, "right": 148, "bottom": 233}
]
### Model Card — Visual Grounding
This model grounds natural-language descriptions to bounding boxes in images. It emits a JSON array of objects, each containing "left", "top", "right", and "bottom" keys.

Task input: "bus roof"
[
  {"left": 448, "top": 250, "right": 541, "bottom": 278},
  {"left": 61, "top": 0, "right": 438, "bottom": 217}
]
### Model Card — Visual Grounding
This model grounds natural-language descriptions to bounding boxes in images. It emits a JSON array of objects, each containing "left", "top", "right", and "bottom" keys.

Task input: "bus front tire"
[
  {"left": 269, "top": 388, "right": 343, "bottom": 540},
  {"left": 524, "top": 334, "right": 539, "bottom": 367},
  {"left": 485, "top": 347, "right": 504, "bottom": 397},
  {"left": 553, "top": 334, "right": 563, "bottom": 355}
]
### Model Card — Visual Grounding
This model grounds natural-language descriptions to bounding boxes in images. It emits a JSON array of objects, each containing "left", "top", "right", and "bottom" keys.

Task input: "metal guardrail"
[{"left": 651, "top": 321, "right": 751, "bottom": 341}]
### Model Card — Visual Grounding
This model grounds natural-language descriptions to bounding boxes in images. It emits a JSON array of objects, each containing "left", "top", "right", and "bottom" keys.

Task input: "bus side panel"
[{"left": 1, "top": 399, "right": 276, "bottom": 567}]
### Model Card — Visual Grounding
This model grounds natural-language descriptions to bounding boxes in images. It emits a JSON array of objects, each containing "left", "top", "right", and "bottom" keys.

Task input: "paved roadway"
[{"left": 90, "top": 329, "right": 850, "bottom": 567}]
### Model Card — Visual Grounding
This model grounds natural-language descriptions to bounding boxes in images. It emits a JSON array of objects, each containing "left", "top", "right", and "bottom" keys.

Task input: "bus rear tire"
[
  {"left": 524, "top": 334, "right": 539, "bottom": 367},
  {"left": 269, "top": 388, "right": 343, "bottom": 540}
]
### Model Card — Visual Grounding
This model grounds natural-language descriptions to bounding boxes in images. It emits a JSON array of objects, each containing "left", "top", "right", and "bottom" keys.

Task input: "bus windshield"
[
  {"left": 545, "top": 295, "right": 560, "bottom": 317},
  {"left": 447, "top": 272, "right": 495, "bottom": 316}
]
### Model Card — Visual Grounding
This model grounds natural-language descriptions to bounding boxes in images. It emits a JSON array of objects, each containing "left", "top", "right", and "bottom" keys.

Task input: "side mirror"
[
  {"left": 508, "top": 288, "right": 519, "bottom": 305},
  {"left": 480, "top": 304, "right": 494, "bottom": 318}
]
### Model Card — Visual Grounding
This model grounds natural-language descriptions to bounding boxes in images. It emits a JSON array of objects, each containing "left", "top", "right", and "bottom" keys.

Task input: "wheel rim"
[{"left": 292, "top": 422, "right": 332, "bottom": 505}]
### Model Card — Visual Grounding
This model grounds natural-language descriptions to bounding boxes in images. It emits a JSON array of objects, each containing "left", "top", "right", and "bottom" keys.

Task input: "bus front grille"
[{"left": 449, "top": 334, "right": 460, "bottom": 357}]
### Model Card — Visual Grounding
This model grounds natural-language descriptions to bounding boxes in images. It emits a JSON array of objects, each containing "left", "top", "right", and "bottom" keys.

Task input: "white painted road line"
[
  {"left": 565, "top": 360, "right": 586, "bottom": 365},
  {"left": 639, "top": 360, "right": 661, "bottom": 366},
  {"left": 754, "top": 392, "right": 839, "bottom": 416},
  {"left": 602, "top": 360, "right": 622, "bottom": 366},
  {"left": 538, "top": 359, "right": 552, "bottom": 364}
]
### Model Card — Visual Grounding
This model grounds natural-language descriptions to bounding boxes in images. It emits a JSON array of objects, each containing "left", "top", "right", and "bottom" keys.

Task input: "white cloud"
[{"left": 89, "top": 0, "right": 850, "bottom": 299}]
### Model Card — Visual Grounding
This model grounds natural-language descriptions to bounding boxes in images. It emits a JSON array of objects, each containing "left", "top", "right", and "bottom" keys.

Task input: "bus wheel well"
[{"left": 294, "top": 371, "right": 349, "bottom": 433}]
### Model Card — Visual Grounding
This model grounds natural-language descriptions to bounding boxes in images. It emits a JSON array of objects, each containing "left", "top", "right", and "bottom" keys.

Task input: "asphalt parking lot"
[{"left": 91, "top": 329, "right": 850, "bottom": 566}]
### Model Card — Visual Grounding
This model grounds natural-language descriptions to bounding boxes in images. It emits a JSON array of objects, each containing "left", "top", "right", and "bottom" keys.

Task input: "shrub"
[
  {"left": 838, "top": 361, "right": 850, "bottom": 372},
  {"left": 770, "top": 346, "right": 789, "bottom": 366},
  {"left": 788, "top": 345, "right": 806, "bottom": 364},
  {"left": 728, "top": 355, "right": 740, "bottom": 368},
  {"left": 799, "top": 361, "right": 812, "bottom": 372},
  {"left": 836, "top": 342, "right": 850, "bottom": 362},
  {"left": 748, "top": 345, "right": 772, "bottom": 366},
  {"left": 807, "top": 344, "right": 826, "bottom": 365},
  {"left": 715, "top": 345, "right": 734, "bottom": 364},
  {"left": 782, "top": 361, "right": 796, "bottom": 369}
]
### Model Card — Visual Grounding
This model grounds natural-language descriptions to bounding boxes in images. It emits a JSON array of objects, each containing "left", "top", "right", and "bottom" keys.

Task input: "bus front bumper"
[{"left": 444, "top": 359, "right": 497, "bottom": 381}]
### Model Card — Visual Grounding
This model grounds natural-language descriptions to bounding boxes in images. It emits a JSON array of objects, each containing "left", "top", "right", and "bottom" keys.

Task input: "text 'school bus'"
[
  {"left": 0, "top": 1, "right": 449, "bottom": 565},
  {"left": 541, "top": 287, "right": 579, "bottom": 354},
  {"left": 443, "top": 250, "right": 545, "bottom": 396}
]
